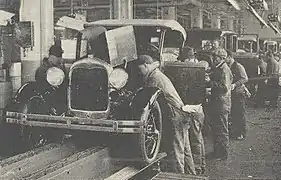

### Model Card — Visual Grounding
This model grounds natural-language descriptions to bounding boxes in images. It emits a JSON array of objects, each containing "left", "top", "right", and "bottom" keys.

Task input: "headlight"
[
  {"left": 46, "top": 67, "right": 65, "bottom": 87},
  {"left": 109, "top": 68, "right": 128, "bottom": 89}
]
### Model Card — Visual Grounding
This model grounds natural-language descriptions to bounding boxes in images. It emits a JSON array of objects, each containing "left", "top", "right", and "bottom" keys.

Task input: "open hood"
[
  {"left": 56, "top": 16, "right": 85, "bottom": 31},
  {"left": 0, "top": 10, "right": 15, "bottom": 26}
]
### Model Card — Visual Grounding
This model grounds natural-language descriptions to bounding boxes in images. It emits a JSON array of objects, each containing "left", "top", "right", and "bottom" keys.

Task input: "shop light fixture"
[
  {"left": 268, "top": 13, "right": 280, "bottom": 22},
  {"left": 268, "top": 21, "right": 281, "bottom": 34},
  {"left": 227, "top": 0, "right": 241, "bottom": 10},
  {"left": 246, "top": 4, "right": 269, "bottom": 27},
  {"left": 248, "top": 0, "right": 268, "bottom": 10}
]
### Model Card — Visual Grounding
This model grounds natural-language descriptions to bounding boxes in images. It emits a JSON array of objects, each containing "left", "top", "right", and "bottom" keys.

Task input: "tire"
[
  {"left": 18, "top": 96, "right": 51, "bottom": 150},
  {"left": 138, "top": 100, "right": 163, "bottom": 164}
]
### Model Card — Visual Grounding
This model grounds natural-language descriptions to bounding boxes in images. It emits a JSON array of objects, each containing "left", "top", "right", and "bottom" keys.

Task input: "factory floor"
[{"left": 204, "top": 103, "right": 281, "bottom": 179}]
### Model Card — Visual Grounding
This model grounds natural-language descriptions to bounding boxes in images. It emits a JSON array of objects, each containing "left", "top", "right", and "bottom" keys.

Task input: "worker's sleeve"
[
  {"left": 210, "top": 70, "right": 229, "bottom": 94},
  {"left": 273, "top": 62, "right": 279, "bottom": 75},
  {"left": 234, "top": 64, "right": 248, "bottom": 87}
]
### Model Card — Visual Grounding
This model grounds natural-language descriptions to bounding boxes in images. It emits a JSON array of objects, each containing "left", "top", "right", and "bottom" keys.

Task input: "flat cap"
[
  {"left": 213, "top": 48, "right": 227, "bottom": 58},
  {"left": 49, "top": 45, "right": 64, "bottom": 58},
  {"left": 138, "top": 55, "right": 154, "bottom": 64}
]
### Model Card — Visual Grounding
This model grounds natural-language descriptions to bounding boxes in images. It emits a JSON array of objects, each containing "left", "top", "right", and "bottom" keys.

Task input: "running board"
[
  {"left": 152, "top": 172, "right": 209, "bottom": 180},
  {"left": 0, "top": 143, "right": 79, "bottom": 180}
]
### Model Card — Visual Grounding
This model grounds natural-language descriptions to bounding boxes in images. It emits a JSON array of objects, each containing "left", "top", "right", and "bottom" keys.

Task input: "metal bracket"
[{"left": 113, "top": 121, "right": 118, "bottom": 132}]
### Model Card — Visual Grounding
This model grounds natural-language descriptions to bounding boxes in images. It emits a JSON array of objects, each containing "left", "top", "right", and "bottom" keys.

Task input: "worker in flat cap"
[
  {"left": 206, "top": 48, "right": 233, "bottom": 160},
  {"left": 137, "top": 55, "right": 196, "bottom": 175},
  {"left": 179, "top": 47, "right": 199, "bottom": 63},
  {"left": 35, "top": 44, "right": 65, "bottom": 83}
]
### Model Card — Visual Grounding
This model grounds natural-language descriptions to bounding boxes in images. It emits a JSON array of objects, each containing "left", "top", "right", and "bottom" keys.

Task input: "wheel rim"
[
  {"left": 22, "top": 97, "right": 48, "bottom": 148},
  {"left": 144, "top": 104, "right": 161, "bottom": 159}
]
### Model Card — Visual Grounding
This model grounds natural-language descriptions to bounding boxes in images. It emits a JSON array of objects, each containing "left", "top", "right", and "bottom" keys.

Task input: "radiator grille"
[{"left": 70, "top": 67, "right": 108, "bottom": 111}]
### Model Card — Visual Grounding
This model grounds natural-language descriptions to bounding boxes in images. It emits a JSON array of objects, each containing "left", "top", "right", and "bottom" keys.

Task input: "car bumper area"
[{"left": 5, "top": 111, "right": 144, "bottom": 133}]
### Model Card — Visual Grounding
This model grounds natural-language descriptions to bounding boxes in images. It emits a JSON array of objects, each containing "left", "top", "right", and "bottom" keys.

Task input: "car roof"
[
  {"left": 264, "top": 40, "right": 277, "bottom": 44},
  {"left": 187, "top": 28, "right": 237, "bottom": 36},
  {"left": 238, "top": 36, "right": 257, "bottom": 42},
  {"left": 86, "top": 19, "right": 187, "bottom": 40}
]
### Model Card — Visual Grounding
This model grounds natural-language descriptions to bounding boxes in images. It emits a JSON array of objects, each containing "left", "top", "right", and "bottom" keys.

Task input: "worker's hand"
[
  {"left": 264, "top": 79, "right": 268, "bottom": 84},
  {"left": 182, "top": 104, "right": 202, "bottom": 113},
  {"left": 205, "top": 75, "right": 210, "bottom": 83},
  {"left": 231, "top": 84, "right": 236, "bottom": 90},
  {"left": 206, "top": 88, "right": 211, "bottom": 96}
]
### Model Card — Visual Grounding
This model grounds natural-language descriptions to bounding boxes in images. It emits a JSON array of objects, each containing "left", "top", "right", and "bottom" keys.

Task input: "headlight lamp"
[
  {"left": 46, "top": 67, "right": 65, "bottom": 87},
  {"left": 109, "top": 68, "right": 128, "bottom": 90}
]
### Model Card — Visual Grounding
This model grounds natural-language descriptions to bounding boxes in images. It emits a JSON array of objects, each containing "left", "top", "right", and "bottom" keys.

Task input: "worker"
[
  {"left": 178, "top": 46, "right": 207, "bottom": 174},
  {"left": 265, "top": 51, "right": 279, "bottom": 108},
  {"left": 35, "top": 44, "right": 65, "bottom": 83},
  {"left": 137, "top": 55, "right": 196, "bottom": 175},
  {"left": 225, "top": 50, "right": 248, "bottom": 140},
  {"left": 255, "top": 54, "right": 267, "bottom": 108},
  {"left": 206, "top": 48, "right": 233, "bottom": 160},
  {"left": 181, "top": 47, "right": 199, "bottom": 63}
]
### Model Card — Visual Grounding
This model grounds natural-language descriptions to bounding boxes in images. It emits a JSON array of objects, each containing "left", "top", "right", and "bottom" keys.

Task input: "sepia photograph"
[{"left": 0, "top": 0, "right": 280, "bottom": 179}]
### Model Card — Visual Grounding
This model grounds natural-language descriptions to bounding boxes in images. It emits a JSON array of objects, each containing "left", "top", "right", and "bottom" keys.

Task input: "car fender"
[
  {"left": 130, "top": 87, "right": 164, "bottom": 119},
  {"left": 6, "top": 82, "right": 39, "bottom": 111}
]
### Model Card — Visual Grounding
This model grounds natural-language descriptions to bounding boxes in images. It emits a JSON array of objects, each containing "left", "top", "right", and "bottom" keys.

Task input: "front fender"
[
  {"left": 6, "top": 82, "right": 39, "bottom": 111},
  {"left": 130, "top": 87, "right": 163, "bottom": 118}
]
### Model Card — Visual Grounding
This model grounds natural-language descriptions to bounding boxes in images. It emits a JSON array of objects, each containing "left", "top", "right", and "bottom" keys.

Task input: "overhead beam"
[
  {"left": 246, "top": 4, "right": 268, "bottom": 28},
  {"left": 54, "top": 0, "right": 202, "bottom": 11},
  {"left": 268, "top": 21, "right": 281, "bottom": 34}
]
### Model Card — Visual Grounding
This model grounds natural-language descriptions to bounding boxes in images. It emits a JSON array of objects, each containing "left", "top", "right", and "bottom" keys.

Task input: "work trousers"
[
  {"left": 230, "top": 93, "right": 247, "bottom": 137},
  {"left": 210, "top": 109, "right": 230, "bottom": 158},
  {"left": 267, "top": 82, "right": 279, "bottom": 107},
  {"left": 189, "top": 111, "right": 206, "bottom": 174},
  {"left": 164, "top": 104, "right": 196, "bottom": 175},
  {"left": 255, "top": 81, "right": 267, "bottom": 107}
]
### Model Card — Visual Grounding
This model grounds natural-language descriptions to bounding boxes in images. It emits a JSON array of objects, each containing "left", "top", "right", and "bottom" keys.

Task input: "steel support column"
[
  {"left": 191, "top": 7, "right": 203, "bottom": 29},
  {"left": 211, "top": 14, "right": 221, "bottom": 29},
  {"left": 20, "top": 0, "right": 54, "bottom": 83},
  {"left": 111, "top": 0, "right": 133, "bottom": 19},
  {"left": 228, "top": 16, "right": 234, "bottom": 31}
]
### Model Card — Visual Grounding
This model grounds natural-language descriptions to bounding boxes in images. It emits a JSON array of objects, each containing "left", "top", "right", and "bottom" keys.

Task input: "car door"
[{"left": 161, "top": 30, "right": 206, "bottom": 105}]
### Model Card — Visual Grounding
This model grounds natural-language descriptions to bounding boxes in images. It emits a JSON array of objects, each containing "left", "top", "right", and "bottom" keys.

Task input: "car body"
[
  {"left": 234, "top": 34, "right": 261, "bottom": 86},
  {"left": 185, "top": 28, "right": 238, "bottom": 66},
  {"left": 263, "top": 40, "right": 278, "bottom": 53},
  {"left": 5, "top": 19, "right": 206, "bottom": 163}
]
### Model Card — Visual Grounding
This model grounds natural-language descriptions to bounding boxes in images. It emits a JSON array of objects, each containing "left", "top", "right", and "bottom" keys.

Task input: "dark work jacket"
[
  {"left": 209, "top": 62, "right": 233, "bottom": 112},
  {"left": 266, "top": 57, "right": 279, "bottom": 85},
  {"left": 35, "top": 57, "right": 66, "bottom": 85},
  {"left": 230, "top": 61, "right": 248, "bottom": 95}
]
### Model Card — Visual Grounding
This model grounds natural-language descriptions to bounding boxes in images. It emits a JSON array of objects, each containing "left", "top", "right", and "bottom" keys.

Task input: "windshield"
[
  {"left": 54, "top": 27, "right": 81, "bottom": 62},
  {"left": 186, "top": 30, "right": 223, "bottom": 51},
  {"left": 267, "top": 44, "right": 277, "bottom": 52},
  {"left": 238, "top": 40, "right": 258, "bottom": 53},
  {"left": 162, "top": 30, "right": 185, "bottom": 57}
]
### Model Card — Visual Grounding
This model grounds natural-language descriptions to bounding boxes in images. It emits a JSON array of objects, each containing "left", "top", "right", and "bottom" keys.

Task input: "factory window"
[
  {"left": 177, "top": 7, "right": 191, "bottom": 29},
  {"left": 203, "top": 11, "right": 211, "bottom": 28},
  {"left": 177, "top": 16, "right": 191, "bottom": 30},
  {"left": 134, "top": 7, "right": 161, "bottom": 19}
]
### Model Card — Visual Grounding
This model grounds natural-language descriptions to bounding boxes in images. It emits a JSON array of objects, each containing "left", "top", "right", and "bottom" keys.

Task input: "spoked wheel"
[
  {"left": 19, "top": 96, "right": 51, "bottom": 149},
  {"left": 138, "top": 101, "right": 162, "bottom": 164}
]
